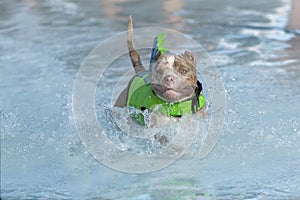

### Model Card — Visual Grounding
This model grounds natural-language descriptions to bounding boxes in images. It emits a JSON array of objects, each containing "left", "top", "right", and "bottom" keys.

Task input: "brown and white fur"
[
  {"left": 115, "top": 16, "right": 200, "bottom": 107},
  {"left": 114, "top": 16, "right": 206, "bottom": 143}
]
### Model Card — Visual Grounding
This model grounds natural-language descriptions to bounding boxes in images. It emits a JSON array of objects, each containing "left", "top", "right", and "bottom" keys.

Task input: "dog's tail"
[{"left": 127, "top": 16, "right": 145, "bottom": 74}]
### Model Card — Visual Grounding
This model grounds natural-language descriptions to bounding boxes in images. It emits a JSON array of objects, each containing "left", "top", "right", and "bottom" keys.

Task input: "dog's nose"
[{"left": 165, "top": 75, "right": 175, "bottom": 83}]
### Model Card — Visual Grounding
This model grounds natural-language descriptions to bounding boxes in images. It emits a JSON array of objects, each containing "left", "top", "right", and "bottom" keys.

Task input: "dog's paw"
[
  {"left": 195, "top": 105, "right": 207, "bottom": 118},
  {"left": 147, "top": 111, "right": 171, "bottom": 128}
]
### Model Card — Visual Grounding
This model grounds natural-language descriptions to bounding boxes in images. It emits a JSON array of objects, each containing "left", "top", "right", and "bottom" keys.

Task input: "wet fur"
[
  {"left": 115, "top": 16, "right": 198, "bottom": 107},
  {"left": 114, "top": 16, "right": 205, "bottom": 143}
]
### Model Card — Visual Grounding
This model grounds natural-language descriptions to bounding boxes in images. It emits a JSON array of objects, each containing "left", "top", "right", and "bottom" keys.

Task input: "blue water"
[{"left": 1, "top": 0, "right": 300, "bottom": 199}]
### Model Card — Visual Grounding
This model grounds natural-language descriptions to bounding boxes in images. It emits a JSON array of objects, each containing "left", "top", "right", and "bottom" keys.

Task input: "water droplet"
[{"left": 230, "top": 76, "right": 236, "bottom": 81}]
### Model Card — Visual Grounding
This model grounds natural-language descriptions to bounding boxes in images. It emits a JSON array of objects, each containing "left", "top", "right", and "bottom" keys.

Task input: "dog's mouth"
[
  {"left": 164, "top": 88, "right": 178, "bottom": 100},
  {"left": 153, "top": 85, "right": 177, "bottom": 94},
  {"left": 163, "top": 87, "right": 175, "bottom": 92},
  {"left": 152, "top": 84, "right": 195, "bottom": 102}
]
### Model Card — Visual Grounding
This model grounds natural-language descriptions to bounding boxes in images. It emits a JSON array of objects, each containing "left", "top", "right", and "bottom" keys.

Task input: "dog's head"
[{"left": 151, "top": 51, "right": 197, "bottom": 102}]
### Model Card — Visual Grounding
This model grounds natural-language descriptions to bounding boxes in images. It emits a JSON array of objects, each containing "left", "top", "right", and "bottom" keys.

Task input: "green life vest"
[{"left": 127, "top": 71, "right": 206, "bottom": 125}]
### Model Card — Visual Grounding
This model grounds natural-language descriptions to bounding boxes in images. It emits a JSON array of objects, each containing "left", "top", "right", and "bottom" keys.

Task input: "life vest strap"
[{"left": 191, "top": 80, "right": 203, "bottom": 113}]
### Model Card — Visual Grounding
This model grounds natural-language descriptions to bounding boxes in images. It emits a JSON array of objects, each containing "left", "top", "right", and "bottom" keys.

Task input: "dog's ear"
[{"left": 182, "top": 51, "right": 196, "bottom": 65}]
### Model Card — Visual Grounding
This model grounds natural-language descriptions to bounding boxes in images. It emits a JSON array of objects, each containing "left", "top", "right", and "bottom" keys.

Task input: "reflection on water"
[{"left": 1, "top": 0, "right": 300, "bottom": 199}]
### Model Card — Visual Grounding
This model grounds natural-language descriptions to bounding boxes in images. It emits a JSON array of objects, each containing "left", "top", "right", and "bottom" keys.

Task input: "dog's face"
[{"left": 151, "top": 51, "right": 197, "bottom": 102}]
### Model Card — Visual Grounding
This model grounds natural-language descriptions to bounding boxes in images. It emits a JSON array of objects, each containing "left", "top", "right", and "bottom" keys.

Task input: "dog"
[{"left": 115, "top": 16, "right": 205, "bottom": 129}]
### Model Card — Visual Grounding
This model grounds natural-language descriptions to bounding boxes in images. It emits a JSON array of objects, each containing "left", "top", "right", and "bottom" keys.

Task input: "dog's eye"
[{"left": 181, "top": 69, "right": 188, "bottom": 75}]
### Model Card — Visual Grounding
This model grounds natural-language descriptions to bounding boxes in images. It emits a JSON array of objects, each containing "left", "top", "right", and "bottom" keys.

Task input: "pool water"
[{"left": 1, "top": 0, "right": 300, "bottom": 199}]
